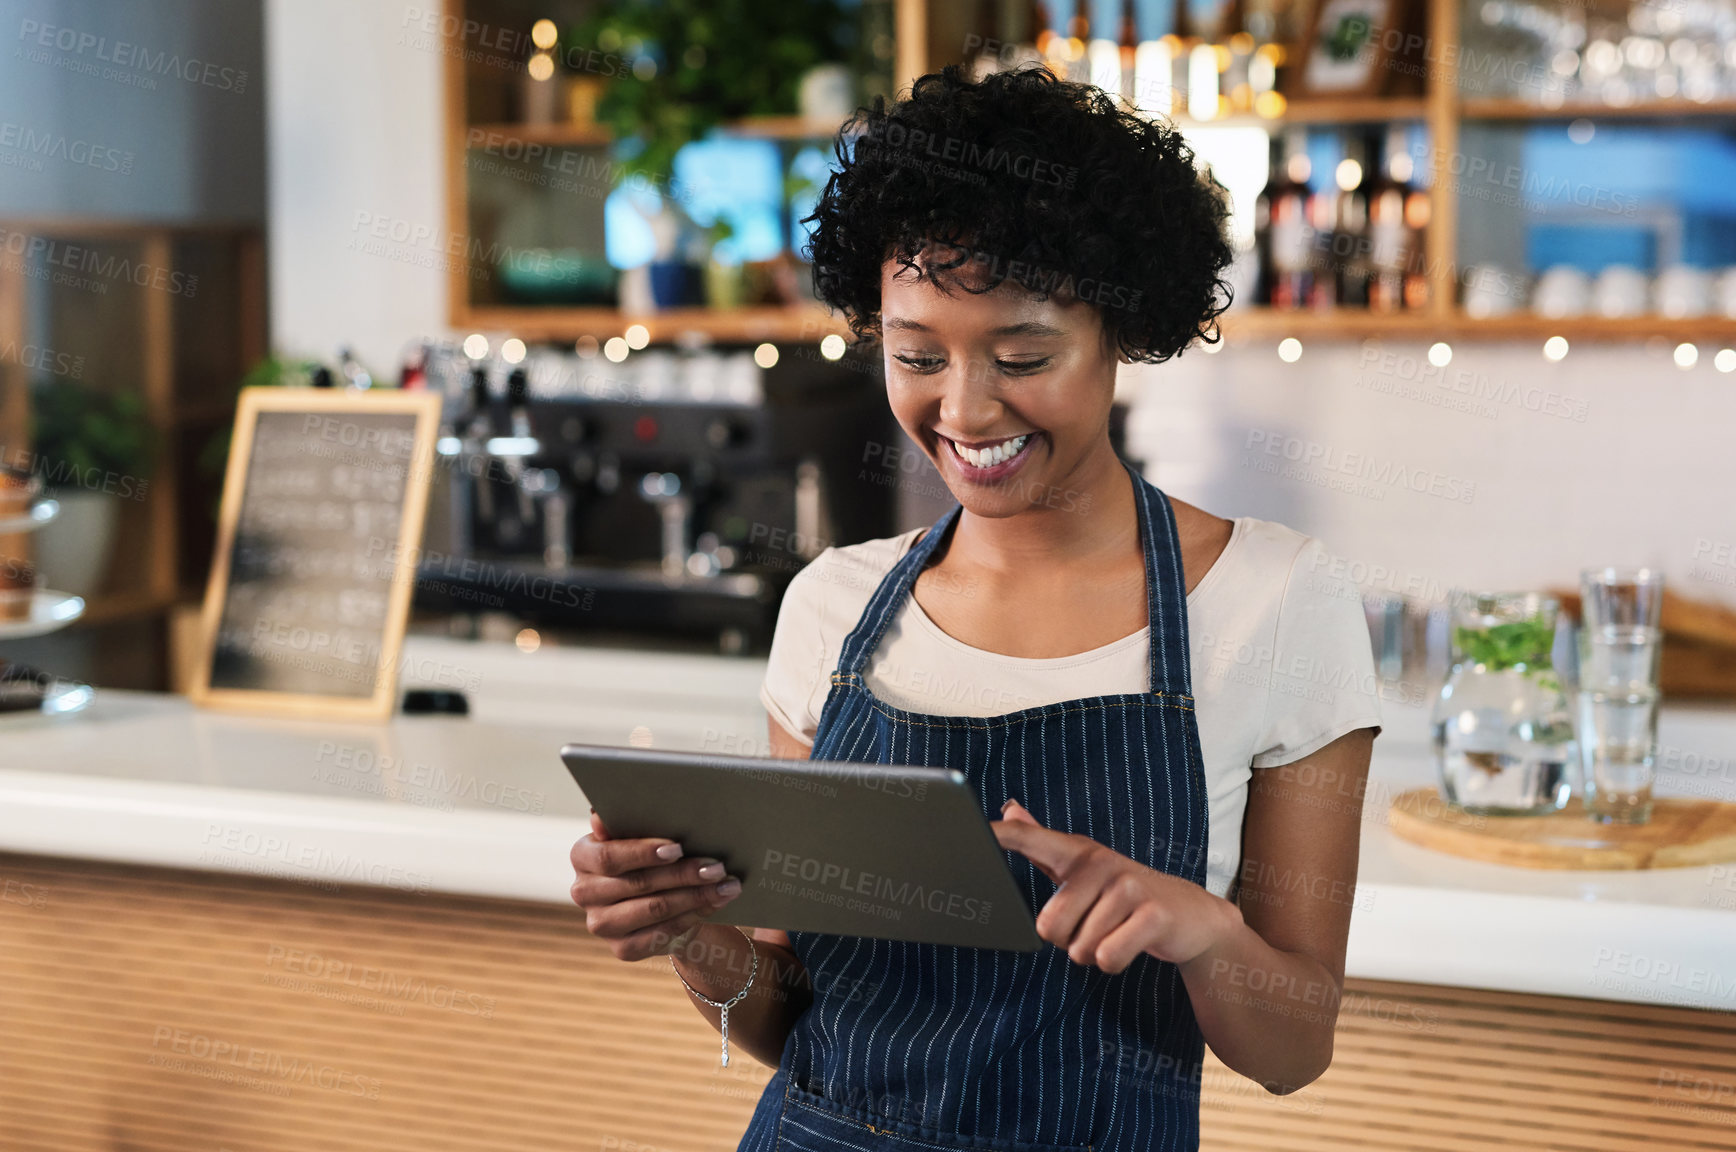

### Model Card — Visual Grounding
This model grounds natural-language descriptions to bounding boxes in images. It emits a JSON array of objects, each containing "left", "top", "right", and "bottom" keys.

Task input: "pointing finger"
[{"left": 991, "top": 818, "right": 1091, "bottom": 881}]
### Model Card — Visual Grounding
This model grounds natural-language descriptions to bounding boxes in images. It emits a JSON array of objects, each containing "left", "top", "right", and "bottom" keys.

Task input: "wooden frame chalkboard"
[{"left": 189, "top": 387, "right": 444, "bottom": 720}]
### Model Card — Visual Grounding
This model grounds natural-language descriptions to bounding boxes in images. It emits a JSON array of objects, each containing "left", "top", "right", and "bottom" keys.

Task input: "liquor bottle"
[
  {"left": 1131, "top": 0, "right": 1178, "bottom": 115},
  {"left": 1252, "top": 141, "right": 1274, "bottom": 305},
  {"left": 1330, "top": 131, "right": 1371, "bottom": 307},
  {"left": 1088, "top": 0, "right": 1128, "bottom": 98},
  {"left": 1401, "top": 149, "right": 1432, "bottom": 310},
  {"left": 1367, "top": 124, "right": 1413, "bottom": 312},
  {"left": 1261, "top": 127, "right": 1314, "bottom": 310},
  {"left": 1040, "top": 0, "right": 1091, "bottom": 81}
]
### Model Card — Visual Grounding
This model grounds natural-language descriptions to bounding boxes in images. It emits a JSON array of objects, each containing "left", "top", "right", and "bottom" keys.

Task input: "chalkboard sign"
[{"left": 189, "top": 387, "right": 443, "bottom": 720}]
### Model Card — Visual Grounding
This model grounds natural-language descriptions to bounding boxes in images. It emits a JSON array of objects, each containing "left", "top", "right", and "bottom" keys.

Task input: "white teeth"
[{"left": 949, "top": 434, "right": 1029, "bottom": 468}]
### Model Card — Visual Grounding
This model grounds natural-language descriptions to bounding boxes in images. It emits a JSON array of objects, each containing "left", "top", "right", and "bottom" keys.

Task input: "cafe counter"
[{"left": 2, "top": 635, "right": 1732, "bottom": 1151}]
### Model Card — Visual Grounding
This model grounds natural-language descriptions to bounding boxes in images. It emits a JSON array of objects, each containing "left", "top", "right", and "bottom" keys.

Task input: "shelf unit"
[
  {"left": 0, "top": 219, "right": 265, "bottom": 681},
  {"left": 441, "top": 0, "right": 1736, "bottom": 346},
  {"left": 0, "top": 494, "right": 93, "bottom": 714}
]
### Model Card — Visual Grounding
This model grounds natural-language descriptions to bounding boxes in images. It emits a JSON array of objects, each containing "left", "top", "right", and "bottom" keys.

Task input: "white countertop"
[{"left": 2, "top": 635, "right": 1733, "bottom": 1011}]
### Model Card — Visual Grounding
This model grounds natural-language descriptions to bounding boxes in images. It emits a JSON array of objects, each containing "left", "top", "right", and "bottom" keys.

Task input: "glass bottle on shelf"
[
  {"left": 1262, "top": 127, "right": 1314, "bottom": 310},
  {"left": 1302, "top": 137, "right": 1339, "bottom": 310},
  {"left": 1252, "top": 137, "right": 1275, "bottom": 305},
  {"left": 1401, "top": 151, "right": 1431, "bottom": 310},
  {"left": 1087, "top": 0, "right": 1128, "bottom": 99},
  {"left": 1367, "top": 125, "right": 1413, "bottom": 312},
  {"left": 1039, "top": 0, "right": 1092, "bottom": 82},
  {"left": 1331, "top": 132, "right": 1372, "bottom": 307}
]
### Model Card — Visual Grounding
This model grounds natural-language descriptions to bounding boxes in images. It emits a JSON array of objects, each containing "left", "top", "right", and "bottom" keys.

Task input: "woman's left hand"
[{"left": 992, "top": 799, "right": 1242, "bottom": 974}]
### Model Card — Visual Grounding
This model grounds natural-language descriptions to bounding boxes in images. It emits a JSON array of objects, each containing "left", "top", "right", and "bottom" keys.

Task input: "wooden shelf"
[
  {"left": 465, "top": 115, "right": 849, "bottom": 149},
  {"left": 458, "top": 305, "right": 1735, "bottom": 346},
  {"left": 1222, "top": 307, "right": 1736, "bottom": 343},
  {"left": 1279, "top": 96, "right": 1431, "bottom": 124},
  {"left": 459, "top": 304, "right": 848, "bottom": 343},
  {"left": 1222, "top": 309, "right": 1438, "bottom": 340},
  {"left": 1168, "top": 97, "right": 1429, "bottom": 132},
  {"left": 466, "top": 121, "right": 611, "bottom": 147},
  {"left": 1446, "top": 313, "right": 1736, "bottom": 341},
  {"left": 722, "top": 115, "right": 852, "bottom": 140},
  {"left": 1461, "top": 97, "right": 1736, "bottom": 121},
  {"left": 443, "top": 0, "right": 1736, "bottom": 346}
]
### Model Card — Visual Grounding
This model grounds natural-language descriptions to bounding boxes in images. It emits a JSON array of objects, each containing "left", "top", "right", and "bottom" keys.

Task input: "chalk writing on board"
[{"left": 208, "top": 411, "right": 418, "bottom": 696}]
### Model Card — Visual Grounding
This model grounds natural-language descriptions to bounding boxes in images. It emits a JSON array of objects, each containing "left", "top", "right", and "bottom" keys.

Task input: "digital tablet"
[{"left": 560, "top": 743, "right": 1042, "bottom": 952}]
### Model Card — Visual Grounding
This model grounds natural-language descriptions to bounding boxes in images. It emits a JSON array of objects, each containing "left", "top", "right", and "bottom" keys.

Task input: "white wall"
[
  {"left": 265, "top": 0, "right": 448, "bottom": 374},
  {"left": 1122, "top": 337, "right": 1736, "bottom": 612}
]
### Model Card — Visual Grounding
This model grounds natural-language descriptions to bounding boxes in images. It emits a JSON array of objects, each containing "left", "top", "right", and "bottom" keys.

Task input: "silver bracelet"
[{"left": 670, "top": 926, "right": 759, "bottom": 1067}]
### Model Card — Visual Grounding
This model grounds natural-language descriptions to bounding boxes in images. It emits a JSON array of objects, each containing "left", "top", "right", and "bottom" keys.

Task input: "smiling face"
[{"left": 880, "top": 248, "right": 1124, "bottom": 519}]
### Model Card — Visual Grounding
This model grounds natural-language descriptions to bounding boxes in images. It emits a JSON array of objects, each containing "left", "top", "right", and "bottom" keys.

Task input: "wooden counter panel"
[
  {"left": 2, "top": 852, "right": 1733, "bottom": 1151},
  {"left": 1196, "top": 976, "right": 1736, "bottom": 1149},
  {"left": 0, "top": 851, "right": 774, "bottom": 1152}
]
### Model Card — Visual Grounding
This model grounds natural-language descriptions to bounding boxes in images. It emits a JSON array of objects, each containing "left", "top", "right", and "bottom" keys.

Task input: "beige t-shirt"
[{"left": 759, "top": 516, "right": 1384, "bottom": 900}]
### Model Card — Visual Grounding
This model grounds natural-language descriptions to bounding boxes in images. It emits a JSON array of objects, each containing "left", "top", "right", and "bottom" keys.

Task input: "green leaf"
[
  {"left": 1453, "top": 617, "right": 1558, "bottom": 675},
  {"left": 29, "top": 381, "right": 155, "bottom": 489}
]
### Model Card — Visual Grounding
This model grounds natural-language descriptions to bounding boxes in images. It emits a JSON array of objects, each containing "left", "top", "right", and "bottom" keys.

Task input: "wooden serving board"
[{"left": 1388, "top": 787, "right": 1736, "bottom": 869}]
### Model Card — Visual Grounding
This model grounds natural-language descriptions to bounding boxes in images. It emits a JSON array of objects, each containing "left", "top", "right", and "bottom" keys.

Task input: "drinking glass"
[{"left": 1577, "top": 568, "right": 1664, "bottom": 824}]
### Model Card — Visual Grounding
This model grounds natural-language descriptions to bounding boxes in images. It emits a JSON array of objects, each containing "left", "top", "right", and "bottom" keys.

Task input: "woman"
[{"left": 570, "top": 64, "right": 1381, "bottom": 1151}]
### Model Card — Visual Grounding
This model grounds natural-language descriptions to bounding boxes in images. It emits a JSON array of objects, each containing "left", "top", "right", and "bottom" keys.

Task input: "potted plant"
[
  {"left": 569, "top": 0, "right": 853, "bottom": 184},
  {"left": 29, "top": 381, "right": 155, "bottom": 598},
  {"left": 567, "top": 0, "right": 853, "bottom": 304}
]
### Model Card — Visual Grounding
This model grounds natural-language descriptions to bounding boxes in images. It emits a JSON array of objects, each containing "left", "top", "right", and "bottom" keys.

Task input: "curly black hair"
[{"left": 803, "top": 65, "right": 1235, "bottom": 363}]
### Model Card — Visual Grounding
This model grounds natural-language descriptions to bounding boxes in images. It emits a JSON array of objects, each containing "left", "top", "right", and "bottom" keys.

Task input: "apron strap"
[
  {"left": 833, "top": 457, "right": 1191, "bottom": 698},
  {"left": 834, "top": 502, "right": 959, "bottom": 683},
  {"left": 1128, "top": 457, "right": 1193, "bottom": 698}
]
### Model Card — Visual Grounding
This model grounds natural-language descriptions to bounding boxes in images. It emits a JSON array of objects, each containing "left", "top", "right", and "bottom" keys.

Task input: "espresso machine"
[{"left": 415, "top": 339, "right": 900, "bottom": 652}]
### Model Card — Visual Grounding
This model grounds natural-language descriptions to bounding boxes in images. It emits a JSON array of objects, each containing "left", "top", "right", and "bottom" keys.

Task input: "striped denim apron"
[{"left": 738, "top": 459, "right": 1210, "bottom": 1152}]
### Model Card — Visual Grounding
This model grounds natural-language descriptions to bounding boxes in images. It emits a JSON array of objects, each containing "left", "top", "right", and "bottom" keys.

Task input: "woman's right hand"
[{"left": 568, "top": 811, "right": 743, "bottom": 961}]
